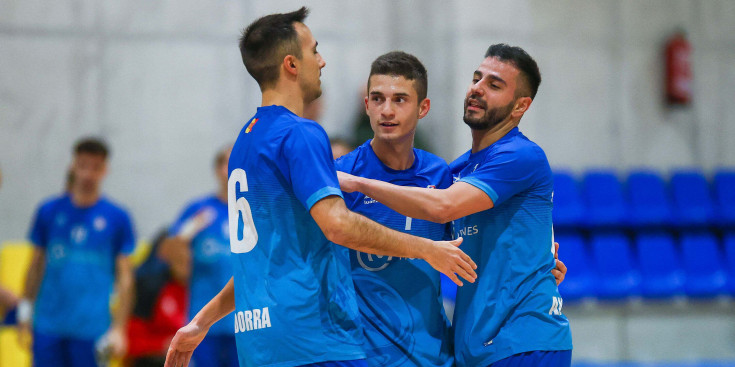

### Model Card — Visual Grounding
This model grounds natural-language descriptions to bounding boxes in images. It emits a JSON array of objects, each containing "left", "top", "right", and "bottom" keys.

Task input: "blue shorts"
[
  {"left": 32, "top": 330, "right": 97, "bottom": 367},
  {"left": 488, "top": 350, "right": 572, "bottom": 367},
  {"left": 191, "top": 334, "right": 238, "bottom": 367},
  {"left": 300, "top": 359, "right": 368, "bottom": 367}
]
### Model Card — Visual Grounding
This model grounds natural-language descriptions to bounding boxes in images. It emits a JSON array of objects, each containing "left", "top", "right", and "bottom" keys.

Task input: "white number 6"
[{"left": 228, "top": 168, "right": 258, "bottom": 253}]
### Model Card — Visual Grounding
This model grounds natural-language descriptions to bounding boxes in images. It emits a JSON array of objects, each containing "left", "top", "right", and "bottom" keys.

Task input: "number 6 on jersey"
[{"left": 228, "top": 168, "right": 258, "bottom": 253}]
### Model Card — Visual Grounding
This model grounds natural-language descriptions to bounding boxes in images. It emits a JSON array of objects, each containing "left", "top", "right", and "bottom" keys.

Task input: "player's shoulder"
[
  {"left": 414, "top": 148, "right": 450, "bottom": 174},
  {"left": 499, "top": 129, "right": 547, "bottom": 160},
  {"left": 97, "top": 196, "right": 134, "bottom": 221},
  {"left": 449, "top": 149, "right": 473, "bottom": 173},
  {"left": 36, "top": 193, "right": 70, "bottom": 216},
  {"left": 496, "top": 130, "right": 552, "bottom": 182},
  {"left": 180, "top": 194, "right": 216, "bottom": 213},
  {"left": 335, "top": 141, "right": 369, "bottom": 173}
]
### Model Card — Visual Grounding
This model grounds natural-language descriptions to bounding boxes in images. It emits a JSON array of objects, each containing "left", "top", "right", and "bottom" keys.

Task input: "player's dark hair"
[
  {"left": 485, "top": 44, "right": 541, "bottom": 99},
  {"left": 74, "top": 137, "right": 109, "bottom": 159},
  {"left": 368, "top": 51, "right": 428, "bottom": 101},
  {"left": 239, "top": 7, "right": 309, "bottom": 90}
]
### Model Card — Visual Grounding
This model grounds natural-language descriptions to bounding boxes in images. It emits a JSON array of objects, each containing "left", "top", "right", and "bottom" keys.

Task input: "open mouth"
[
  {"left": 466, "top": 99, "right": 485, "bottom": 111},
  {"left": 379, "top": 122, "right": 398, "bottom": 127}
]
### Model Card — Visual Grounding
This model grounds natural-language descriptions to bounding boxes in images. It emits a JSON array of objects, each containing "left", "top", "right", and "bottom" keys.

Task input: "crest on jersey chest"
[{"left": 93, "top": 216, "right": 107, "bottom": 231}]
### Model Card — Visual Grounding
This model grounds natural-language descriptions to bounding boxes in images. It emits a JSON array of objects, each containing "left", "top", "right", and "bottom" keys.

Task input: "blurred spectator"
[{"left": 126, "top": 229, "right": 187, "bottom": 367}]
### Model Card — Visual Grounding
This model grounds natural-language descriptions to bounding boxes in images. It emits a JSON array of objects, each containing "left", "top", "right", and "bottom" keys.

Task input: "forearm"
[
  {"left": 22, "top": 251, "right": 45, "bottom": 301},
  {"left": 356, "top": 177, "right": 450, "bottom": 223},
  {"left": 330, "top": 208, "right": 433, "bottom": 259},
  {"left": 112, "top": 267, "right": 133, "bottom": 330},
  {"left": 190, "top": 277, "right": 235, "bottom": 329}
]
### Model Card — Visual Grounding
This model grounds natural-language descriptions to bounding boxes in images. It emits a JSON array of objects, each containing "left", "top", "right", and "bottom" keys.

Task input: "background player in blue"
[
  {"left": 19, "top": 138, "right": 136, "bottom": 367},
  {"left": 339, "top": 44, "right": 573, "bottom": 366},
  {"left": 164, "top": 8, "right": 477, "bottom": 367},
  {"left": 335, "top": 52, "right": 453, "bottom": 367},
  {"left": 161, "top": 145, "right": 237, "bottom": 367}
]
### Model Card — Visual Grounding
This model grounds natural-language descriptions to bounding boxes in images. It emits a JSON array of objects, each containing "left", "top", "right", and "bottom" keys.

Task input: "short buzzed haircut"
[
  {"left": 368, "top": 51, "right": 428, "bottom": 101},
  {"left": 74, "top": 137, "right": 109, "bottom": 159},
  {"left": 239, "top": 7, "right": 309, "bottom": 90},
  {"left": 485, "top": 44, "right": 541, "bottom": 99}
]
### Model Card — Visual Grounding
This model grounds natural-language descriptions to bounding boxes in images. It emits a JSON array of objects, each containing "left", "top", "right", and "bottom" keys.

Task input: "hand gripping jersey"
[
  {"left": 28, "top": 194, "right": 135, "bottom": 339},
  {"left": 449, "top": 128, "right": 572, "bottom": 366},
  {"left": 335, "top": 140, "right": 454, "bottom": 367},
  {"left": 228, "top": 105, "right": 365, "bottom": 367},
  {"left": 169, "top": 195, "right": 233, "bottom": 335}
]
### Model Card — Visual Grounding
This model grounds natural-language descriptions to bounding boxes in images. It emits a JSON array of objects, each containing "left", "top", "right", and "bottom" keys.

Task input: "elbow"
[
  {"left": 322, "top": 215, "right": 349, "bottom": 245},
  {"left": 425, "top": 199, "right": 455, "bottom": 224}
]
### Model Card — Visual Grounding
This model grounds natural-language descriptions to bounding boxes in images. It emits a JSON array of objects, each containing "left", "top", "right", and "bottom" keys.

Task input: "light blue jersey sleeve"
[
  {"left": 283, "top": 122, "right": 344, "bottom": 210},
  {"left": 459, "top": 145, "right": 548, "bottom": 206}
]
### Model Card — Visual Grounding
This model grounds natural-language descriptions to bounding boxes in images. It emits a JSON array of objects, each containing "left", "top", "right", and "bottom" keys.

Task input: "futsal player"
[
  {"left": 164, "top": 8, "right": 477, "bottom": 367},
  {"left": 19, "top": 138, "right": 135, "bottom": 367},
  {"left": 338, "top": 44, "right": 573, "bottom": 366},
  {"left": 159, "top": 145, "right": 237, "bottom": 367},
  {"left": 335, "top": 51, "right": 453, "bottom": 367}
]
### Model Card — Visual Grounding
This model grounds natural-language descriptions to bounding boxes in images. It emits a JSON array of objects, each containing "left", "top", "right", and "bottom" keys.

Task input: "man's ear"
[
  {"left": 283, "top": 55, "right": 298, "bottom": 76},
  {"left": 512, "top": 96, "right": 532, "bottom": 118},
  {"left": 418, "top": 98, "right": 431, "bottom": 119}
]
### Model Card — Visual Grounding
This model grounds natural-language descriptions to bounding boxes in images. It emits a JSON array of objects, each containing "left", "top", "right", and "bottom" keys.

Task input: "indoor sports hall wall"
[
  {"left": 2, "top": 0, "right": 734, "bottom": 241},
  {"left": 1, "top": 1, "right": 735, "bottom": 364}
]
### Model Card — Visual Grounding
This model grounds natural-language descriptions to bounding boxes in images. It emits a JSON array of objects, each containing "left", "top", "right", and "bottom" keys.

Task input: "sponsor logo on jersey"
[
  {"left": 363, "top": 196, "right": 378, "bottom": 205},
  {"left": 71, "top": 226, "right": 87, "bottom": 244},
  {"left": 456, "top": 224, "right": 479, "bottom": 237}
]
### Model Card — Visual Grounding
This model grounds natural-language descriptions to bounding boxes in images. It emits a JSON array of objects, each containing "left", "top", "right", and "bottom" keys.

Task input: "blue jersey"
[
  {"left": 169, "top": 195, "right": 233, "bottom": 335},
  {"left": 335, "top": 141, "right": 453, "bottom": 367},
  {"left": 228, "top": 105, "right": 364, "bottom": 367},
  {"left": 449, "top": 128, "right": 572, "bottom": 366},
  {"left": 28, "top": 194, "right": 135, "bottom": 339}
]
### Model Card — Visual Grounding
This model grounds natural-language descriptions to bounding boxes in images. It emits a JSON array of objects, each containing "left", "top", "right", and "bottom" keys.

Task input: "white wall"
[{"left": 2, "top": 0, "right": 734, "bottom": 242}]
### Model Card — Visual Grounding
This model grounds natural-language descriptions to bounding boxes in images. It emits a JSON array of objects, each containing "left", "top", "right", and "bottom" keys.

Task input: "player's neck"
[
  {"left": 370, "top": 136, "right": 415, "bottom": 171},
  {"left": 70, "top": 187, "right": 100, "bottom": 208},
  {"left": 471, "top": 119, "right": 519, "bottom": 153},
  {"left": 216, "top": 186, "right": 227, "bottom": 203},
  {"left": 261, "top": 87, "right": 306, "bottom": 118}
]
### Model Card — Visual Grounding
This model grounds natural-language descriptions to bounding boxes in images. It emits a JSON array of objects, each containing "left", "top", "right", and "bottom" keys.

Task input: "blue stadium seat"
[
  {"left": 582, "top": 170, "right": 628, "bottom": 228},
  {"left": 635, "top": 232, "right": 684, "bottom": 298},
  {"left": 552, "top": 170, "right": 585, "bottom": 228},
  {"left": 713, "top": 169, "right": 735, "bottom": 228},
  {"left": 680, "top": 231, "right": 727, "bottom": 297},
  {"left": 555, "top": 232, "right": 596, "bottom": 301},
  {"left": 670, "top": 170, "right": 716, "bottom": 227},
  {"left": 627, "top": 170, "right": 673, "bottom": 227},
  {"left": 590, "top": 232, "right": 640, "bottom": 299},
  {"left": 724, "top": 232, "right": 735, "bottom": 295}
]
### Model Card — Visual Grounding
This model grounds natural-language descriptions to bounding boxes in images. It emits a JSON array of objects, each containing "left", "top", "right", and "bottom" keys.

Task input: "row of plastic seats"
[
  {"left": 557, "top": 231, "right": 735, "bottom": 300},
  {"left": 553, "top": 169, "right": 735, "bottom": 229}
]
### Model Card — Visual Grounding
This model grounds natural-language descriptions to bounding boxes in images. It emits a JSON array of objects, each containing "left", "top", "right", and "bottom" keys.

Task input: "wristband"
[{"left": 17, "top": 299, "right": 32, "bottom": 323}]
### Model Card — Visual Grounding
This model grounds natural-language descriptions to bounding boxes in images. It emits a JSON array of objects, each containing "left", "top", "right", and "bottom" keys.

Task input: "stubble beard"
[{"left": 463, "top": 98, "right": 515, "bottom": 131}]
